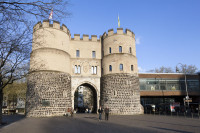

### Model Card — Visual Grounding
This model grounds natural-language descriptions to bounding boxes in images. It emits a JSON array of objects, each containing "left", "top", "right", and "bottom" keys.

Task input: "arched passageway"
[{"left": 74, "top": 83, "right": 97, "bottom": 113}]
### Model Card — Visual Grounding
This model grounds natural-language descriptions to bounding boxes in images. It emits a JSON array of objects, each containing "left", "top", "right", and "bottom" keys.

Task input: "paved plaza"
[{"left": 0, "top": 114, "right": 200, "bottom": 133}]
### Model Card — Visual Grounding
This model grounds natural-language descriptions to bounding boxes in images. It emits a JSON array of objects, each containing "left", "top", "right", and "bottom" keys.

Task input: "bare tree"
[
  {"left": 148, "top": 64, "right": 198, "bottom": 74},
  {"left": 0, "top": 0, "right": 70, "bottom": 124},
  {"left": 176, "top": 64, "right": 198, "bottom": 74},
  {"left": 148, "top": 66, "right": 174, "bottom": 73}
]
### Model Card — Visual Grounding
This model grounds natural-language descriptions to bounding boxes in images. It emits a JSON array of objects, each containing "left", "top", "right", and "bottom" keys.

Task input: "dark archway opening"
[{"left": 74, "top": 83, "right": 97, "bottom": 113}]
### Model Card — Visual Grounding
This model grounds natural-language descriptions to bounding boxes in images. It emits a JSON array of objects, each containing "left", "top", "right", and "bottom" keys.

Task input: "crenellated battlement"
[
  {"left": 71, "top": 34, "right": 100, "bottom": 42},
  {"left": 102, "top": 28, "right": 135, "bottom": 39},
  {"left": 33, "top": 20, "right": 71, "bottom": 36}
]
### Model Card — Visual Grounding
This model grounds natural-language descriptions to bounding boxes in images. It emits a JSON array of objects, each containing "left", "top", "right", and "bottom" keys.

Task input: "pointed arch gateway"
[{"left": 74, "top": 83, "right": 97, "bottom": 113}]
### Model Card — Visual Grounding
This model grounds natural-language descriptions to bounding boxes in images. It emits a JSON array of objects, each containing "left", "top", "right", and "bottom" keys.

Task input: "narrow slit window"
[
  {"left": 109, "top": 47, "right": 112, "bottom": 53},
  {"left": 92, "top": 51, "right": 96, "bottom": 58},
  {"left": 76, "top": 50, "right": 80, "bottom": 57},
  {"left": 119, "top": 46, "right": 122, "bottom": 53},
  {"left": 129, "top": 47, "right": 132, "bottom": 53},
  {"left": 131, "top": 65, "right": 134, "bottom": 71},
  {"left": 120, "top": 64, "right": 123, "bottom": 71},
  {"left": 109, "top": 65, "right": 112, "bottom": 71}
]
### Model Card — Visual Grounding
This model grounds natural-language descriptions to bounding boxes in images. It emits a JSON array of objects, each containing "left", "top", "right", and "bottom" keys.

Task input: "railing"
[{"left": 144, "top": 108, "right": 200, "bottom": 119}]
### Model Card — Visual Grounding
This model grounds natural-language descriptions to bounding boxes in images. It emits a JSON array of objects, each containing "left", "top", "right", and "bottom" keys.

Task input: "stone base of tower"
[
  {"left": 101, "top": 73, "right": 143, "bottom": 115},
  {"left": 26, "top": 71, "right": 71, "bottom": 117}
]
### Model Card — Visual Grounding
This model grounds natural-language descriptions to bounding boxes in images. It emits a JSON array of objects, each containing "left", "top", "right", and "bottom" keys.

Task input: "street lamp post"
[
  {"left": 155, "top": 75, "right": 162, "bottom": 90},
  {"left": 176, "top": 63, "right": 189, "bottom": 110},
  {"left": 155, "top": 75, "right": 165, "bottom": 112}
]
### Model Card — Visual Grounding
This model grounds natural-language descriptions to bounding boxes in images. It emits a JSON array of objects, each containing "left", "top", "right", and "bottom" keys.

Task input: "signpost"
[{"left": 183, "top": 98, "right": 192, "bottom": 104}]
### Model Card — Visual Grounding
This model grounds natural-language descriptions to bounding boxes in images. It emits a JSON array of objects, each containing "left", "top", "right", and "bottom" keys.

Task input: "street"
[{"left": 1, "top": 113, "right": 200, "bottom": 133}]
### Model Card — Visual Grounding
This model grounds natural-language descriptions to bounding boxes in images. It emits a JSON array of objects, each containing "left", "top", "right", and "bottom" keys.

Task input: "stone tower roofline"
[
  {"left": 102, "top": 28, "right": 135, "bottom": 40},
  {"left": 71, "top": 34, "right": 100, "bottom": 42},
  {"left": 33, "top": 20, "right": 71, "bottom": 36},
  {"left": 33, "top": 20, "right": 100, "bottom": 42}
]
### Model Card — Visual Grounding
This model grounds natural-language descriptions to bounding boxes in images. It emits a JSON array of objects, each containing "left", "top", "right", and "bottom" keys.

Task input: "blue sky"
[{"left": 61, "top": 0, "right": 200, "bottom": 72}]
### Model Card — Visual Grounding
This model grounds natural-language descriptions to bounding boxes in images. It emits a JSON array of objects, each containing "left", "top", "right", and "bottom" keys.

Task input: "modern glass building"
[{"left": 139, "top": 73, "right": 200, "bottom": 111}]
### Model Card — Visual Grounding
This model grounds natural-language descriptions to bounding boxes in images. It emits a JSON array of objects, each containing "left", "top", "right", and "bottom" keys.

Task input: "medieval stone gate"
[{"left": 26, "top": 20, "right": 142, "bottom": 117}]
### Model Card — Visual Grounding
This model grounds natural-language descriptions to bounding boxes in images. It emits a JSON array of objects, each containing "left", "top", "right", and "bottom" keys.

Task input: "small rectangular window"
[
  {"left": 92, "top": 51, "right": 96, "bottom": 58},
  {"left": 119, "top": 46, "right": 122, "bottom": 53},
  {"left": 120, "top": 64, "right": 123, "bottom": 71},
  {"left": 76, "top": 50, "right": 80, "bottom": 57},
  {"left": 129, "top": 47, "right": 132, "bottom": 53},
  {"left": 131, "top": 65, "right": 134, "bottom": 71},
  {"left": 109, "top": 47, "right": 112, "bottom": 53},
  {"left": 109, "top": 65, "right": 112, "bottom": 71}
]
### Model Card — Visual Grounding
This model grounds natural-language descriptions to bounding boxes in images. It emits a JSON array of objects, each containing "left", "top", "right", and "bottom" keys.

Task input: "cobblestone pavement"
[{"left": 1, "top": 113, "right": 200, "bottom": 133}]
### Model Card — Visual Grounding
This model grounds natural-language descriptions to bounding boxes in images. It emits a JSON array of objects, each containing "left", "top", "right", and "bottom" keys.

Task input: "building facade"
[
  {"left": 139, "top": 73, "right": 200, "bottom": 109},
  {"left": 26, "top": 20, "right": 142, "bottom": 117}
]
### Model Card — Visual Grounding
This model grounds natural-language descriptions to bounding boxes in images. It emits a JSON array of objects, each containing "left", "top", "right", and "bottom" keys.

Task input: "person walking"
[
  {"left": 104, "top": 106, "right": 109, "bottom": 121},
  {"left": 98, "top": 106, "right": 103, "bottom": 121},
  {"left": 70, "top": 108, "right": 74, "bottom": 117}
]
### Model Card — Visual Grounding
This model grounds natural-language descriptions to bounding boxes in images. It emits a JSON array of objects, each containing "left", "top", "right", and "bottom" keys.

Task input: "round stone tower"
[
  {"left": 101, "top": 28, "right": 142, "bottom": 114},
  {"left": 26, "top": 20, "right": 72, "bottom": 117}
]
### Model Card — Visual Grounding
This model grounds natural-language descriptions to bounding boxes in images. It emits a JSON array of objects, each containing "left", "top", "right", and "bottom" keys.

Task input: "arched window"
[
  {"left": 77, "top": 65, "right": 81, "bottom": 73},
  {"left": 75, "top": 65, "right": 78, "bottom": 73},
  {"left": 119, "top": 46, "right": 122, "bottom": 53}
]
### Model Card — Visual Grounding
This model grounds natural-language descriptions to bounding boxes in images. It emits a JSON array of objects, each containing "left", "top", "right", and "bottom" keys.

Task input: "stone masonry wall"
[
  {"left": 26, "top": 71, "right": 71, "bottom": 117},
  {"left": 101, "top": 73, "right": 141, "bottom": 115}
]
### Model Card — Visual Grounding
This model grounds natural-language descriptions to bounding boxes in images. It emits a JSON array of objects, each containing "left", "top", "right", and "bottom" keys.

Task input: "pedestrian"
[
  {"left": 98, "top": 106, "right": 103, "bottom": 121},
  {"left": 70, "top": 108, "right": 74, "bottom": 117},
  {"left": 104, "top": 106, "right": 109, "bottom": 121}
]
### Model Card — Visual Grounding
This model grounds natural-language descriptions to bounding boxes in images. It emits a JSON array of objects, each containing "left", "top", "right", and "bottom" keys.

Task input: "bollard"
[
  {"left": 177, "top": 112, "right": 178, "bottom": 117},
  {"left": 184, "top": 112, "right": 186, "bottom": 118}
]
